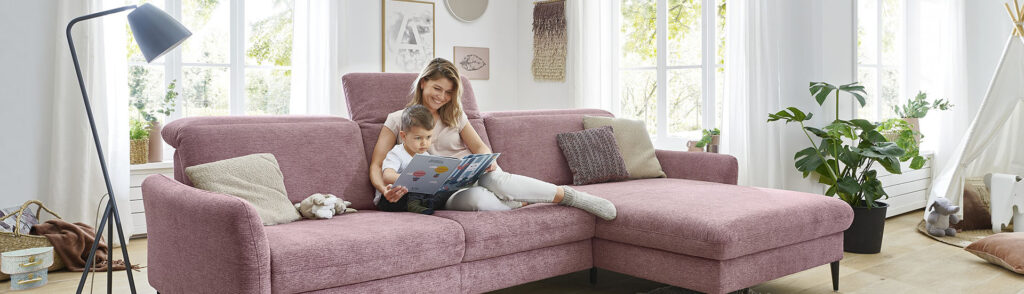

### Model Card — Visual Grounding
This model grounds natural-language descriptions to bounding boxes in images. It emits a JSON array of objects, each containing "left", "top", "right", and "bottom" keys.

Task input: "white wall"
[
  {"left": 339, "top": 0, "right": 521, "bottom": 112},
  {"left": 514, "top": 0, "right": 576, "bottom": 111},
  {"left": 0, "top": 1, "right": 58, "bottom": 209}
]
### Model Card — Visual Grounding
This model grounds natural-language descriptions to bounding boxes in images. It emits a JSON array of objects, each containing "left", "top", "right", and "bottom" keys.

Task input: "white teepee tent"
[{"left": 928, "top": 3, "right": 1024, "bottom": 216}]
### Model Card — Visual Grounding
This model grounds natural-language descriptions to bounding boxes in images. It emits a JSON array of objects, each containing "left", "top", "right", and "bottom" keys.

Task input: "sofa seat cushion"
[
  {"left": 263, "top": 211, "right": 465, "bottom": 293},
  {"left": 580, "top": 178, "right": 853, "bottom": 261},
  {"left": 432, "top": 203, "right": 594, "bottom": 262}
]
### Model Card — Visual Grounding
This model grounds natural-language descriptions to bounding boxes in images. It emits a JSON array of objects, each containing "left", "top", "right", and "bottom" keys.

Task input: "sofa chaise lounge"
[{"left": 141, "top": 73, "right": 854, "bottom": 294}]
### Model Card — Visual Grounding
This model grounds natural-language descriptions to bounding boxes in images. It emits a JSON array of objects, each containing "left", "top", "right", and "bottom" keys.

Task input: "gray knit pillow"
[{"left": 556, "top": 126, "right": 630, "bottom": 185}]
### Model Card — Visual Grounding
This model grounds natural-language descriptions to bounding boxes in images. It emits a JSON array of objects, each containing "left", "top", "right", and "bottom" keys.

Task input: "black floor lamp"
[{"left": 66, "top": 3, "right": 190, "bottom": 294}]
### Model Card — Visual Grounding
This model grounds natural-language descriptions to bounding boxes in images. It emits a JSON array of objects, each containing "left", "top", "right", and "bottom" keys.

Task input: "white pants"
[{"left": 445, "top": 170, "right": 558, "bottom": 211}]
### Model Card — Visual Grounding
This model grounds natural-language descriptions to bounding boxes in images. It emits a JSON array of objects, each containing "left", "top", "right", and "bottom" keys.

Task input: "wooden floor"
[{"left": 3, "top": 209, "right": 1022, "bottom": 293}]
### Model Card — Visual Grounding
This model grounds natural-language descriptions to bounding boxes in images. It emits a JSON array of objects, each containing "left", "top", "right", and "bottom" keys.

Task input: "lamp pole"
[{"left": 66, "top": 5, "right": 139, "bottom": 294}]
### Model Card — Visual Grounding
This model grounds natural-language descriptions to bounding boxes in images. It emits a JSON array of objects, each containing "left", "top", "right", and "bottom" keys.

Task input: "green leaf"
[
  {"left": 805, "top": 127, "right": 828, "bottom": 138},
  {"left": 809, "top": 82, "right": 837, "bottom": 106},
  {"left": 816, "top": 159, "right": 838, "bottom": 185},
  {"left": 795, "top": 147, "right": 824, "bottom": 176},
  {"left": 836, "top": 177, "right": 861, "bottom": 198},
  {"left": 910, "top": 156, "right": 926, "bottom": 169},
  {"left": 839, "top": 82, "right": 867, "bottom": 107},
  {"left": 848, "top": 119, "right": 876, "bottom": 131},
  {"left": 837, "top": 146, "right": 861, "bottom": 168},
  {"left": 877, "top": 156, "right": 903, "bottom": 175},
  {"left": 872, "top": 142, "right": 905, "bottom": 157},
  {"left": 861, "top": 129, "right": 888, "bottom": 144}
]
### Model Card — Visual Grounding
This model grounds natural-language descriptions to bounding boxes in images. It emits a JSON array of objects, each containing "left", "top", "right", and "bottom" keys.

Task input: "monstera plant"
[
  {"left": 768, "top": 82, "right": 919, "bottom": 208},
  {"left": 769, "top": 81, "right": 922, "bottom": 254}
]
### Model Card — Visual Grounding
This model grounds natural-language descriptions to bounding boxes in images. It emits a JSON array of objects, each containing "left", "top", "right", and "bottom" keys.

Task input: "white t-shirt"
[
  {"left": 375, "top": 144, "right": 427, "bottom": 205},
  {"left": 384, "top": 110, "right": 472, "bottom": 159}
]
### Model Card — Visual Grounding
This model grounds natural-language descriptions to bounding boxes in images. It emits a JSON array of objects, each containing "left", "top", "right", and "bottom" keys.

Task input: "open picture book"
[{"left": 394, "top": 153, "right": 501, "bottom": 195}]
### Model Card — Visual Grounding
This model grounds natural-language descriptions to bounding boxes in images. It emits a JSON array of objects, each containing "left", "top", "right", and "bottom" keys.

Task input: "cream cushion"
[
  {"left": 185, "top": 153, "right": 300, "bottom": 226},
  {"left": 582, "top": 115, "right": 666, "bottom": 179}
]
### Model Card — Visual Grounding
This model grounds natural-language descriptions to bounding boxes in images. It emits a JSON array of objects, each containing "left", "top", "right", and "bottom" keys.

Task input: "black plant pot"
[{"left": 843, "top": 201, "right": 888, "bottom": 254}]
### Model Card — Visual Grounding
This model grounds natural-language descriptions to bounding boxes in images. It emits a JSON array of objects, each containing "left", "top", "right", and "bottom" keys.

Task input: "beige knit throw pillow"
[
  {"left": 583, "top": 115, "right": 666, "bottom": 179},
  {"left": 185, "top": 153, "right": 300, "bottom": 226}
]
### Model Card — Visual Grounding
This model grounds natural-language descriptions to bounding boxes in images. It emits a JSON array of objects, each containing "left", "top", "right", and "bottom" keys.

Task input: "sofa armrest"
[
  {"left": 141, "top": 175, "right": 271, "bottom": 294},
  {"left": 655, "top": 150, "right": 738, "bottom": 185}
]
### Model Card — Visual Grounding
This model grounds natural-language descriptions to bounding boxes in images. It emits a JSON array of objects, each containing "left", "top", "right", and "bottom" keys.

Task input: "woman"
[{"left": 368, "top": 58, "right": 616, "bottom": 220}]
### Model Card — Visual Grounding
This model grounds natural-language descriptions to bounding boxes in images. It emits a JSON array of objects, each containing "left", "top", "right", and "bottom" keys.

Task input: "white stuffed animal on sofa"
[{"left": 295, "top": 193, "right": 357, "bottom": 219}]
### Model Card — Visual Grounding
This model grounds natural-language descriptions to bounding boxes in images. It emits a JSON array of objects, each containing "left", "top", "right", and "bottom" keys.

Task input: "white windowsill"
[{"left": 130, "top": 161, "right": 173, "bottom": 171}]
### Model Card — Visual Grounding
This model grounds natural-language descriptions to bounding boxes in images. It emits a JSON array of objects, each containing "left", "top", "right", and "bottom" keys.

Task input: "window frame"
[
  {"left": 126, "top": 0, "right": 294, "bottom": 121},
  {"left": 612, "top": 0, "right": 723, "bottom": 149},
  {"left": 853, "top": 0, "right": 908, "bottom": 121}
]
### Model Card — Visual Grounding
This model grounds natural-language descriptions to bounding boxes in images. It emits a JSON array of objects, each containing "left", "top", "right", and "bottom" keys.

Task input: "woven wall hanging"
[{"left": 531, "top": 0, "right": 566, "bottom": 81}]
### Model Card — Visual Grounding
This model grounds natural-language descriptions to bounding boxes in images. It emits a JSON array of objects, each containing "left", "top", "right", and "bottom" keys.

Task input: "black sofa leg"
[
  {"left": 589, "top": 267, "right": 597, "bottom": 285},
  {"left": 830, "top": 261, "right": 840, "bottom": 291}
]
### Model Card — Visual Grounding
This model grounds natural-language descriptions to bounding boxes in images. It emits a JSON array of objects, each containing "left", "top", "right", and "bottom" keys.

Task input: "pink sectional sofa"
[{"left": 141, "top": 73, "right": 854, "bottom": 294}]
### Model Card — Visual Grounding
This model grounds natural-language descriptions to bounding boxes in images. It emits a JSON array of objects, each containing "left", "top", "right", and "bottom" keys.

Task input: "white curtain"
[
  {"left": 570, "top": 0, "right": 614, "bottom": 110},
  {"left": 907, "top": 0, "right": 970, "bottom": 185},
  {"left": 720, "top": 1, "right": 787, "bottom": 188},
  {"left": 292, "top": 0, "right": 341, "bottom": 116},
  {"left": 46, "top": 0, "right": 133, "bottom": 245}
]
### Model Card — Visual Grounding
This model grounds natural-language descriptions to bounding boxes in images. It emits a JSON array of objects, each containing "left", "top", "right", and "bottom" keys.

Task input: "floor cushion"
[
  {"left": 578, "top": 178, "right": 853, "bottom": 260},
  {"left": 262, "top": 211, "right": 465, "bottom": 293}
]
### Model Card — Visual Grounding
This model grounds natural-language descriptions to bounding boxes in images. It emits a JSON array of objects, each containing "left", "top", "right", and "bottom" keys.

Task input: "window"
[
  {"left": 856, "top": 0, "right": 904, "bottom": 121},
  {"left": 127, "top": 0, "right": 295, "bottom": 120},
  {"left": 615, "top": 0, "right": 725, "bottom": 147}
]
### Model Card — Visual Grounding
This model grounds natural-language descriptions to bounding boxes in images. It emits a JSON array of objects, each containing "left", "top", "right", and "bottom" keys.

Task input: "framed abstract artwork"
[
  {"left": 453, "top": 46, "right": 489, "bottom": 80},
  {"left": 382, "top": 0, "right": 435, "bottom": 72}
]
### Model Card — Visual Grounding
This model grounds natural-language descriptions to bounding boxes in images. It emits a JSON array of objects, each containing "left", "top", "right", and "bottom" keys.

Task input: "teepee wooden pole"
[{"left": 1007, "top": 3, "right": 1022, "bottom": 36}]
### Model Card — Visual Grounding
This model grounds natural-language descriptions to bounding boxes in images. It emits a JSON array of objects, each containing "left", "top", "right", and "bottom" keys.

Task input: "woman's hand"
[
  {"left": 383, "top": 184, "right": 408, "bottom": 203},
  {"left": 486, "top": 162, "right": 499, "bottom": 172}
]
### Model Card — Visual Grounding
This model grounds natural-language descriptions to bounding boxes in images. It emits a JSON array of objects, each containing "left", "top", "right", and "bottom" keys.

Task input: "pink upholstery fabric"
[
  {"left": 483, "top": 109, "right": 612, "bottom": 119},
  {"left": 432, "top": 203, "right": 593, "bottom": 262},
  {"left": 142, "top": 175, "right": 271, "bottom": 294},
  {"left": 305, "top": 266, "right": 461, "bottom": 294},
  {"left": 656, "top": 150, "right": 739, "bottom": 185},
  {"left": 263, "top": 210, "right": 465, "bottom": 293},
  {"left": 162, "top": 116, "right": 377, "bottom": 209},
  {"left": 579, "top": 178, "right": 853, "bottom": 260},
  {"left": 594, "top": 234, "right": 843, "bottom": 294},
  {"left": 342, "top": 73, "right": 481, "bottom": 123},
  {"left": 459, "top": 240, "right": 592, "bottom": 294},
  {"left": 484, "top": 112, "right": 613, "bottom": 185}
]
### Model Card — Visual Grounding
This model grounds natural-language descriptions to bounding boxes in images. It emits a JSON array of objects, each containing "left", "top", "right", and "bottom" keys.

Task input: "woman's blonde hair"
[{"left": 409, "top": 58, "right": 463, "bottom": 128}]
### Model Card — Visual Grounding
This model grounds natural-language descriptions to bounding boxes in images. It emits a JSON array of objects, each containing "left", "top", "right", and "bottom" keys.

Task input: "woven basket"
[
  {"left": 130, "top": 138, "right": 149, "bottom": 164},
  {"left": 0, "top": 200, "right": 65, "bottom": 280}
]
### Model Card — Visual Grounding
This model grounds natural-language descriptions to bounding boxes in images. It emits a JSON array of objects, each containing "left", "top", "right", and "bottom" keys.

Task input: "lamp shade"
[{"left": 127, "top": 3, "right": 191, "bottom": 63}]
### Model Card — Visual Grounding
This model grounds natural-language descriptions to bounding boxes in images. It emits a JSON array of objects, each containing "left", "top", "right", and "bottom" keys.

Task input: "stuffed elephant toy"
[{"left": 926, "top": 198, "right": 961, "bottom": 237}]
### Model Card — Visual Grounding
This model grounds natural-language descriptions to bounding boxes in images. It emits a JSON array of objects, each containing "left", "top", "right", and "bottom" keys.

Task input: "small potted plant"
[
  {"left": 877, "top": 118, "right": 927, "bottom": 170},
  {"left": 686, "top": 140, "right": 704, "bottom": 152},
  {"left": 768, "top": 81, "right": 923, "bottom": 254},
  {"left": 891, "top": 91, "right": 952, "bottom": 143},
  {"left": 129, "top": 117, "right": 150, "bottom": 165},
  {"left": 131, "top": 80, "right": 177, "bottom": 163},
  {"left": 695, "top": 128, "right": 721, "bottom": 153}
]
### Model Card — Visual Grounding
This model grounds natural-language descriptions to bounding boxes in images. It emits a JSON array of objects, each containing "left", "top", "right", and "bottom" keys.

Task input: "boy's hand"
[
  {"left": 383, "top": 184, "right": 408, "bottom": 203},
  {"left": 486, "top": 162, "right": 499, "bottom": 172}
]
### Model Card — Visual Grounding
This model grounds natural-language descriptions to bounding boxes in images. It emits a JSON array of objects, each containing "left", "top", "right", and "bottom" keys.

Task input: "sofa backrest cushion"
[
  {"left": 162, "top": 116, "right": 377, "bottom": 210},
  {"left": 483, "top": 109, "right": 613, "bottom": 185},
  {"left": 342, "top": 73, "right": 481, "bottom": 124}
]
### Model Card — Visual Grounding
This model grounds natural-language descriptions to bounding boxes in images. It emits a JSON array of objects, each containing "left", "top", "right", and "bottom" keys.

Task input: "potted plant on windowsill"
[
  {"left": 130, "top": 80, "right": 178, "bottom": 163},
  {"left": 768, "top": 81, "right": 923, "bottom": 254},
  {"left": 891, "top": 91, "right": 953, "bottom": 143},
  {"left": 129, "top": 117, "right": 150, "bottom": 165},
  {"left": 695, "top": 128, "right": 720, "bottom": 153}
]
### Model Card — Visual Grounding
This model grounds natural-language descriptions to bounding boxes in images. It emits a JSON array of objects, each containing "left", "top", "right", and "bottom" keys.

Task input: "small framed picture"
[
  {"left": 382, "top": 0, "right": 435, "bottom": 72},
  {"left": 453, "top": 46, "right": 490, "bottom": 80}
]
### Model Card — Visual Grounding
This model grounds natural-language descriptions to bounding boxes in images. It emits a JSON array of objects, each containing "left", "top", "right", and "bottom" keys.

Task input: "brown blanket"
[{"left": 30, "top": 219, "right": 138, "bottom": 272}]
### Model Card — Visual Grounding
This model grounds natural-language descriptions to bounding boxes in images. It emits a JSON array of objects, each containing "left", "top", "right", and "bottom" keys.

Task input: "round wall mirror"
[{"left": 445, "top": 0, "right": 488, "bottom": 23}]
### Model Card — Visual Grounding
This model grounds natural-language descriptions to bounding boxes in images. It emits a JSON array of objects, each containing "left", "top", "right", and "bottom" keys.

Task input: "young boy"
[{"left": 376, "top": 105, "right": 450, "bottom": 214}]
